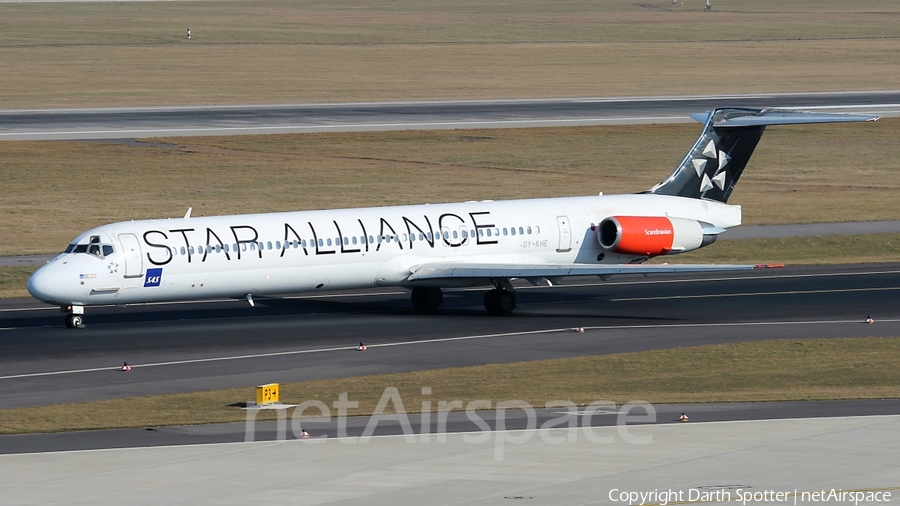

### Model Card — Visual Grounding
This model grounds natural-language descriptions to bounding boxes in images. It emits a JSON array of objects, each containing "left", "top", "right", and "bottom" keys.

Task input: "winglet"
[{"left": 184, "top": 207, "right": 192, "bottom": 219}]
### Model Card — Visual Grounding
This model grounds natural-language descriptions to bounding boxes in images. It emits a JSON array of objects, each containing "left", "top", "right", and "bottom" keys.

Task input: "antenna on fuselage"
[{"left": 184, "top": 207, "right": 192, "bottom": 219}]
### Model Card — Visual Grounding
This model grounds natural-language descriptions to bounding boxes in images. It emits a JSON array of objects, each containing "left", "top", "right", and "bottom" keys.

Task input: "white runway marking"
[
  {"left": 1, "top": 317, "right": 896, "bottom": 381},
  {"left": 611, "top": 286, "right": 900, "bottom": 302},
  {"left": 0, "top": 116, "right": 689, "bottom": 139}
]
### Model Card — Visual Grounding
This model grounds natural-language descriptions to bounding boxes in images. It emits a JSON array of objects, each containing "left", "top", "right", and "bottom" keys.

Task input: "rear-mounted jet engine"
[{"left": 597, "top": 216, "right": 719, "bottom": 256}]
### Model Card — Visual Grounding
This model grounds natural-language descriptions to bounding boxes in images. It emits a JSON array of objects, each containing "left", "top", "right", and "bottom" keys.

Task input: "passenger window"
[
  {"left": 189, "top": 246, "right": 195, "bottom": 255},
  {"left": 104, "top": 245, "right": 115, "bottom": 256},
  {"left": 519, "top": 227, "right": 524, "bottom": 235},
  {"left": 486, "top": 229, "right": 492, "bottom": 237},
  {"left": 267, "top": 241, "right": 272, "bottom": 250},
  {"left": 223, "top": 244, "right": 229, "bottom": 253},
  {"left": 215, "top": 244, "right": 221, "bottom": 253},
  {"left": 294, "top": 240, "right": 300, "bottom": 248},
  {"left": 535, "top": 226, "right": 540, "bottom": 233},
  {"left": 502, "top": 228, "right": 508, "bottom": 236},
  {"left": 250, "top": 243, "right": 256, "bottom": 251},
  {"left": 326, "top": 238, "right": 332, "bottom": 246},
  {"left": 527, "top": 226, "right": 532, "bottom": 235},
  {"left": 352, "top": 236, "right": 358, "bottom": 245},
  {"left": 410, "top": 234, "right": 415, "bottom": 242},
  {"left": 403, "top": 234, "right": 408, "bottom": 242},
  {"left": 510, "top": 228, "right": 516, "bottom": 236},
  {"left": 369, "top": 235, "right": 375, "bottom": 244},
  {"left": 377, "top": 235, "right": 383, "bottom": 243}
]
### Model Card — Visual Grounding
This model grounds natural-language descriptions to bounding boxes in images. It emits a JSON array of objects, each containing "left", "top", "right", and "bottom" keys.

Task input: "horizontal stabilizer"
[{"left": 689, "top": 109, "right": 880, "bottom": 127}]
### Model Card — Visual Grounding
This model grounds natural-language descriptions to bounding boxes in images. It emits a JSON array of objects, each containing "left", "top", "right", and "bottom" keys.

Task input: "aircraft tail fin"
[{"left": 646, "top": 108, "right": 879, "bottom": 203}]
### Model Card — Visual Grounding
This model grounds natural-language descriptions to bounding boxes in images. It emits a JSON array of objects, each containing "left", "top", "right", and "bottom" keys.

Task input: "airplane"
[{"left": 27, "top": 107, "right": 879, "bottom": 328}]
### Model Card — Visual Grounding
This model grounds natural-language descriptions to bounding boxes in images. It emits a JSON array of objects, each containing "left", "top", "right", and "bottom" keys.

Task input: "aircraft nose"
[{"left": 27, "top": 264, "right": 61, "bottom": 304}]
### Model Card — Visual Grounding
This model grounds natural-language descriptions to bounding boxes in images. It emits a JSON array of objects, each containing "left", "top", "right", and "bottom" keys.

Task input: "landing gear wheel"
[
  {"left": 411, "top": 287, "right": 443, "bottom": 311},
  {"left": 65, "top": 314, "right": 84, "bottom": 329},
  {"left": 484, "top": 289, "right": 516, "bottom": 315}
]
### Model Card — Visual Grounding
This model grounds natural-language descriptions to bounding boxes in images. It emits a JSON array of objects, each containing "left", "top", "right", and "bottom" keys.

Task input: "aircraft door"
[
  {"left": 118, "top": 233, "right": 144, "bottom": 278},
  {"left": 556, "top": 216, "right": 572, "bottom": 253}
]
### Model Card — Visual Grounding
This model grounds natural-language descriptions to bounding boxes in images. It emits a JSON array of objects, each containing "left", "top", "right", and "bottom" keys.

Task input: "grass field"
[
  {"left": 1, "top": 337, "right": 897, "bottom": 435},
  {"left": 0, "top": 0, "right": 898, "bottom": 107},
  {"left": 1, "top": 120, "right": 897, "bottom": 257}
]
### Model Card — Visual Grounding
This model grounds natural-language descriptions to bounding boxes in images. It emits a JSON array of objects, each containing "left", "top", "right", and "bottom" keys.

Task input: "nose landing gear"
[{"left": 62, "top": 306, "right": 86, "bottom": 329}]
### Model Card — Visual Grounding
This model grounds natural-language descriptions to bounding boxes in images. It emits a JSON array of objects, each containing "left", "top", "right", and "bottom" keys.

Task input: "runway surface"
[
  {"left": 1, "top": 263, "right": 898, "bottom": 411},
  {"left": 1, "top": 91, "right": 899, "bottom": 140}
]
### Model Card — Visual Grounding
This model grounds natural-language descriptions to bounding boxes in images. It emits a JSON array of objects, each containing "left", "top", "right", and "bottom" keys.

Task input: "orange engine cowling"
[{"left": 597, "top": 216, "right": 706, "bottom": 256}]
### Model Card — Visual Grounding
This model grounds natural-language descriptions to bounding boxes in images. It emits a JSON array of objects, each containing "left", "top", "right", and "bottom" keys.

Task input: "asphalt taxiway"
[
  {"left": 1, "top": 263, "right": 898, "bottom": 410},
  {"left": 1, "top": 91, "right": 898, "bottom": 140}
]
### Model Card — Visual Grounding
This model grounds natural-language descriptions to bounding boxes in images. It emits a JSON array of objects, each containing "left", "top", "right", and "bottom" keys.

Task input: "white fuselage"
[{"left": 27, "top": 193, "right": 740, "bottom": 307}]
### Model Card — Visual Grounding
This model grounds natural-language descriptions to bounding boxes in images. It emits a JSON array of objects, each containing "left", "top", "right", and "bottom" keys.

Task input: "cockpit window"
[{"left": 66, "top": 241, "right": 114, "bottom": 258}]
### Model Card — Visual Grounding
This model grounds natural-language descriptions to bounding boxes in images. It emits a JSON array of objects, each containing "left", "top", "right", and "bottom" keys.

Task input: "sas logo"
[{"left": 144, "top": 268, "right": 163, "bottom": 287}]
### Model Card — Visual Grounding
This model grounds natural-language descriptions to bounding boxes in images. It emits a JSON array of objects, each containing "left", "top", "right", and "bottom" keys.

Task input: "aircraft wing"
[{"left": 407, "top": 262, "right": 778, "bottom": 281}]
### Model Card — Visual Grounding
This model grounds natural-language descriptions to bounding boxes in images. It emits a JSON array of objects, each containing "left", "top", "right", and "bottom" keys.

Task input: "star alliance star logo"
[
  {"left": 107, "top": 261, "right": 119, "bottom": 274},
  {"left": 692, "top": 137, "right": 730, "bottom": 193}
]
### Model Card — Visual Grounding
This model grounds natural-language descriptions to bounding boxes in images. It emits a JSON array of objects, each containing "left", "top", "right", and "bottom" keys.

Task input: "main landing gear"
[
  {"left": 63, "top": 306, "right": 86, "bottom": 329},
  {"left": 410, "top": 285, "right": 517, "bottom": 315},
  {"left": 411, "top": 286, "right": 444, "bottom": 311},
  {"left": 484, "top": 289, "right": 516, "bottom": 315}
]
